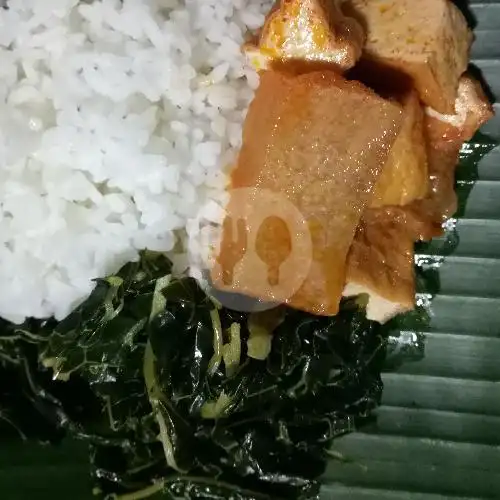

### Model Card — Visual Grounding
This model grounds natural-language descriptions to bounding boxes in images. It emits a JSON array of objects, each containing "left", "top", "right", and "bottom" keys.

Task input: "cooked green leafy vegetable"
[{"left": 0, "top": 252, "right": 395, "bottom": 499}]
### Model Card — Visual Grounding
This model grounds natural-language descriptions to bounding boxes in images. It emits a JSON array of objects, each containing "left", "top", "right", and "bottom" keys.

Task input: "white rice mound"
[{"left": 0, "top": 0, "right": 272, "bottom": 323}]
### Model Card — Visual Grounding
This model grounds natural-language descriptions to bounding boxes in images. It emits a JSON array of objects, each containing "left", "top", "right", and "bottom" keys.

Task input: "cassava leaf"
[{"left": 0, "top": 253, "right": 413, "bottom": 499}]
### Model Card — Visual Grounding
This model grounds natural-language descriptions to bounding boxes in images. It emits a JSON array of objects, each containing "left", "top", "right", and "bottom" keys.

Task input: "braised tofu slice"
[
  {"left": 371, "top": 91, "right": 429, "bottom": 207},
  {"left": 346, "top": 0, "right": 472, "bottom": 113},
  {"left": 244, "top": 0, "right": 365, "bottom": 72},
  {"left": 213, "top": 70, "right": 403, "bottom": 316},
  {"left": 343, "top": 211, "right": 416, "bottom": 324}
]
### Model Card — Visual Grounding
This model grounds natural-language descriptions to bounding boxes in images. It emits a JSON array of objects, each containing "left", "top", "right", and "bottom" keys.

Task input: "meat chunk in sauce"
[
  {"left": 213, "top": 70, "right": 403, "bottom": 316},
  {"left": 244, "top": 0, "right": 365, "bottom": 73}
]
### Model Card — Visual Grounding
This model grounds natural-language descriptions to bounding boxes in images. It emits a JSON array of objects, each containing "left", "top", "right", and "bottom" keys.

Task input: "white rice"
[{"left": 0, "top": 0, "right": 271, "bottom": 323}]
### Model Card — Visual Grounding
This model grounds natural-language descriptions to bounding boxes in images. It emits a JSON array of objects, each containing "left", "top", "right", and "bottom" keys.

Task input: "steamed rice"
[{"left": 0, "top": 0, "right": 272, "bottom": 322}]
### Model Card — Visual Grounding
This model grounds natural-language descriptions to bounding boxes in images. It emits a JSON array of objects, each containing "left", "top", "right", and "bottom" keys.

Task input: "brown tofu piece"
[
  {"left": 244, "top": 0, "right": 365, "bottom": 73},
  {"left": 343, "top": 210, "right": 416, "bottom": 323},
  {"left": 346, "top": 0, "right": 472, "bottom": 113},
  {"left": 371, "top": 91, "right": 429, "bottom": 207},
  {"left": 425, "top": 74, "right": 494, "bottom": 217},
  {"left": 213, "top": 70, "right": 403, "bottom": 316}
]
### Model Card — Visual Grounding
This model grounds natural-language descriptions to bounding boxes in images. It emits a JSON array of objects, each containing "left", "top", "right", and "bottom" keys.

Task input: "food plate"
[{"left": 1, "top": 1, "right": 499, "bottom": 499}]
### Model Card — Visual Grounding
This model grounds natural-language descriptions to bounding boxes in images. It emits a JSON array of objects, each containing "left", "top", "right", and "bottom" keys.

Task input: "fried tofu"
[
  {"left": 213, "top": 70, "right": 403, "bottom": 316},
  {"left": 343, "top": 211, "right": 415, "bottom": 324},
  {"left": 243, "top": 0, "right": 365, "bottom": 73},
  {"left": 371, "top": 91, "right": 429, "bottom": 208},
  {"left": 346, "top": 0, "right": 472, "bottom": 113}
]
